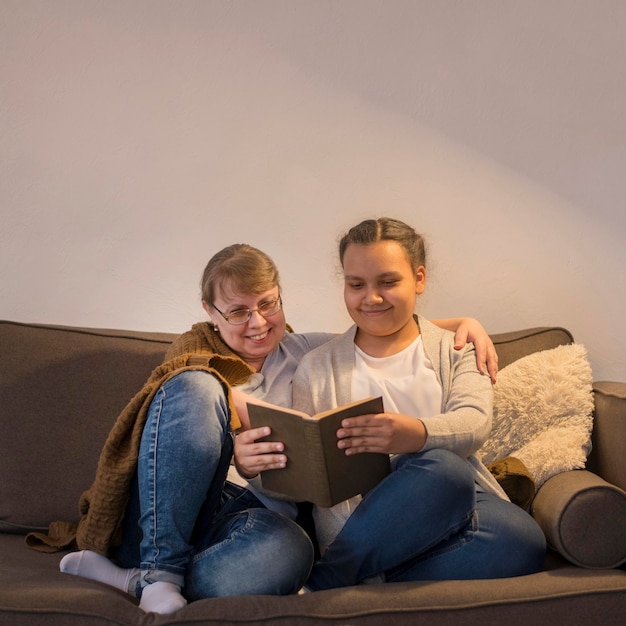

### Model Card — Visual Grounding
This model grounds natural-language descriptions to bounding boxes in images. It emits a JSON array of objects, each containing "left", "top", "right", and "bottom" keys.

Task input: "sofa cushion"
[
  {"left": 532, "top": 470, "right": 626, "bottom": 569},
  {"left": 479, "top": 344, "right": 594, "bottom": 490},
  {"left": 0, "top": 321, "right": 174, "bottom": 534}
]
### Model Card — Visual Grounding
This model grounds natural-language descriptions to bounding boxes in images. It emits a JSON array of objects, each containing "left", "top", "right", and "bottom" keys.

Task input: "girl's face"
[
  {"left": 203, "top": 283, "right": 286, "bottom": 371},
  {"left": 342, "top": 240, "right": 426, "bottom": 353}
]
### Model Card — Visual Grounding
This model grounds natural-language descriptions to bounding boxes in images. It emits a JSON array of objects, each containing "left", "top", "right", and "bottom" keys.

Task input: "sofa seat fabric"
[{"left": 1, "top": 534, "right": 625, "bottom": 626}]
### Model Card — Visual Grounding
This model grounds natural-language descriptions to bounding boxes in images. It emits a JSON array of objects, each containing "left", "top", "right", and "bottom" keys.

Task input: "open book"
[{"left": 247, "top": 396, "right": 390, "bottom": 507}]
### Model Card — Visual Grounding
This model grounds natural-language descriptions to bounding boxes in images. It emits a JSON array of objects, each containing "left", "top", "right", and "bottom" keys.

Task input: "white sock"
[
  {"left": 139, "top": 581, "right": 188, "bottom": 614},
  {"left": 60, "top": 550, "right": 141, "bottom": 594}
]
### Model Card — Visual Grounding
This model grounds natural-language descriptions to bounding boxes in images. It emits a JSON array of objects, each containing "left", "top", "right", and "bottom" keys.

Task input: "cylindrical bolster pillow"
[{"left": 531, "top": 470, "right": 626, "bottom": 568}]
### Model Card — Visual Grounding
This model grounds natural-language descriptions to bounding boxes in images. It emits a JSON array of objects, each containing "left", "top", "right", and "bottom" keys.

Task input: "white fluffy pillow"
[{"left": 479, "top": 344, "right": 594, "bottom": 489}]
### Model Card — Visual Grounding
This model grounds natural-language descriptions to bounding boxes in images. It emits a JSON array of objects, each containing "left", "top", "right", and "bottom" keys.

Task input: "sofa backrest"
[
  {"left": 0, "top": 321, "right": 176, "bottom": 534},
  {"left": 0, "top": 321, "right": 574, "bottom": 535},
  {"left": 489, "top": 326, "right": 574, "bottom": 369}
]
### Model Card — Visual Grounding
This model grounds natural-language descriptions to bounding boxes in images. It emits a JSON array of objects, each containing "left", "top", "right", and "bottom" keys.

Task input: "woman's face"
[
  {"left": 204, "top": 283, "right": 286, "bottom": 371},
  {"left": 342, "top": 240, "right": 425, "bottom": 352}
]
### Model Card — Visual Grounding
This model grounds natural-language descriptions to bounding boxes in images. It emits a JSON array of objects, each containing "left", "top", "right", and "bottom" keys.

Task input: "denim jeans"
[
  {"left": 307, "top": 448, "right": 546, "bottom": 591},
  {"left": 114, "top": 370, "right": 313, "bottom": 599}
]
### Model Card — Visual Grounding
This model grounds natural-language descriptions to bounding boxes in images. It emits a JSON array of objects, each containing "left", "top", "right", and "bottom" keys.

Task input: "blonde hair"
[{"left": 201, "top": 244, "right": 280, "bottom": 305}]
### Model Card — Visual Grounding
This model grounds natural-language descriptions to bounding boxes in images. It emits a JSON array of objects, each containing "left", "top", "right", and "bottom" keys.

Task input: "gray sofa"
[{"left": 1, "top": 320, "right": 625, "bottom": 625}]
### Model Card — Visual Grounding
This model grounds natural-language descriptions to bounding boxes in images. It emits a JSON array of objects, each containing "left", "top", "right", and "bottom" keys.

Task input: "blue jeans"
[
  {"left": 113, "top": 370, "right": 314, "bottom": 599},
  {"left": 307, "top": 449, "right": 546, "bottom": 591}
]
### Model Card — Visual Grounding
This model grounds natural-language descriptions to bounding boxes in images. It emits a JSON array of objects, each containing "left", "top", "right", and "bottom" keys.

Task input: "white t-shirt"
[{"left": 352, "top": 335, "right": 442, "bottom": 421}]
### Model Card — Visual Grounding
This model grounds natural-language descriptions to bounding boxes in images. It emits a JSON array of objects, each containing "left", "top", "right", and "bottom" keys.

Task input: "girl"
[{"left": 291, "top": 217, "right": 546, "bottom": 591}]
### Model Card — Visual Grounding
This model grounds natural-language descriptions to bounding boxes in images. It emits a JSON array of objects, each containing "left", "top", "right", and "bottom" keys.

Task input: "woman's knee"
[
  {"left": 148, "top": 370, "right": 231, "bottom": 435},
  {"left": 162, "top": 370, "right": 227, "bottom": 404},
  {"left": 140, "top": 370, "right": 233, "bottom": 474}
]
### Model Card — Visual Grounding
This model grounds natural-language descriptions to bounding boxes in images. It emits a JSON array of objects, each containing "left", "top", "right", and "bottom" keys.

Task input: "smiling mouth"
[{"left": 249, "top": 330, "right": 270, "bottom": 342}]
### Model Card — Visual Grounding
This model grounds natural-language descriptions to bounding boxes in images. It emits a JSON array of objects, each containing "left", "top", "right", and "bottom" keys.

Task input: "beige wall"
[{"left": 1, "top": 0, "right": 624, "bottom": 381}]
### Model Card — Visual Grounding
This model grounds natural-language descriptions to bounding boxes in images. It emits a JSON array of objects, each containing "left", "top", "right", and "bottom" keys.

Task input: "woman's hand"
[
  {"left": 432, "top": 317, "right": 498, "bottom": 383},
  {"left": 336, "top": 412, "right": 427, "bottom": 456},
  {"left": 234, "top": 426, "right": 287, "bottom": 479},
  {"left": 452, "top": 318, "right": 499, "bottom": 384}
]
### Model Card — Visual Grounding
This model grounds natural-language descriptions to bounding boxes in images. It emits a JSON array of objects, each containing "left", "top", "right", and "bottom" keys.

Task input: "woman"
[
  {"left": 54, "top": 243, "right": 498, "bottom": 613},
  {"left": 290, "top": 218, "right": 546, "bottom": 591}
]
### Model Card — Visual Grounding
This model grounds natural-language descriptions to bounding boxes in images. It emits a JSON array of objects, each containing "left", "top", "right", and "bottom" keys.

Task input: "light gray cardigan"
[{"left": 291, "top": 315, "right": 508, "bottom": 551}]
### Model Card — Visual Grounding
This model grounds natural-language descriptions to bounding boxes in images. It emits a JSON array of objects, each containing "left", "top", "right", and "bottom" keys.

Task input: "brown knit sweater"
[{"left": 26, "top": 323, "right": 255, "bottom": 555}]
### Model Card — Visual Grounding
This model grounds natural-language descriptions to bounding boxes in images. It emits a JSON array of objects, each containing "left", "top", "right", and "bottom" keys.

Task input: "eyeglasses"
[{"left": 212, "top": 296, "right": 283, "bottom": 325}]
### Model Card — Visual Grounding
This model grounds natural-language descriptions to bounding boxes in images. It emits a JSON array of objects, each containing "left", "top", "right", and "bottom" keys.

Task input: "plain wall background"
[{"left": 1, "top": 0, "right": 624, "bottom": 381}]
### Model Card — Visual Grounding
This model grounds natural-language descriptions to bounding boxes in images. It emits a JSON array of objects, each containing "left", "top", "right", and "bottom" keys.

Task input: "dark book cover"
[{"left": 248, "top": 396, "right": 390, "bottom": 506}]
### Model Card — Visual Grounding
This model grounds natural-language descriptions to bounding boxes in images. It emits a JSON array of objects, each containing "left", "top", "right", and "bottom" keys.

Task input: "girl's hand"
[
  {"left": 234, "top": 426, "right": 287, "bottom": 479},
  {"left": 336, "top": 412, "right": 427, "bottom": 456}
]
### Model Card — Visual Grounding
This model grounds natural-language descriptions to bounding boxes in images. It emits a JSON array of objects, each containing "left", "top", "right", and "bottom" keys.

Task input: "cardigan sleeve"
[{"left": 419, "top": 341, "right": 493, "bottom": 458}]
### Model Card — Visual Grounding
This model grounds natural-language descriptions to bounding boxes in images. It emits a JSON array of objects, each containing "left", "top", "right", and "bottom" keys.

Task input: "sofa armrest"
[
  {"left": 531, "top": 469, "right": 626, "bottom": 569},
  {"left": 588, "top": 381, "right": 626, "bottom": 492}
]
